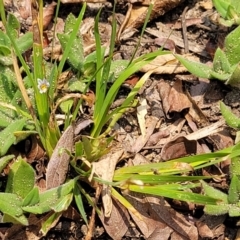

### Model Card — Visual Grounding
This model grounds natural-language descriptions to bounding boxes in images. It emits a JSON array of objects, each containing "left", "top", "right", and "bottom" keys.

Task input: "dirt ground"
[{"left": 1, "top": 0, "right": 240, "bottom": 239}]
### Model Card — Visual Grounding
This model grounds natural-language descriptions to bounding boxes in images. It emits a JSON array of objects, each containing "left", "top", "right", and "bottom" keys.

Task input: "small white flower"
[{"left": 37, "top": 78, "right": 50, "bottom": 94}]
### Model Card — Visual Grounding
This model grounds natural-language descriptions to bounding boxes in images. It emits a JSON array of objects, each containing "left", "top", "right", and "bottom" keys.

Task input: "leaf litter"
[{"left": 1, "top": 0, "right": 240, "bottom": 239}]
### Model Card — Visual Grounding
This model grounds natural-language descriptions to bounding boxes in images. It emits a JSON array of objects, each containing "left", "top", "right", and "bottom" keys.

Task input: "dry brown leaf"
[
  {"left": 130, "top": 116, "right": 158, "bottom": 153},
  {"left": 157, "top": 79, "right": 171, "bottom": 117},
  {"left": 43, "top": 2, "right": 57, "bottom": 30},
  {"left": 146, "top": 129, "right": 170, "bottom": 146},
  {"left": 61, "top": 0, "right": 106, "bottom": 3},
  {"left": 98, "top": 198, "right": 131, "bottom": 240},
  {"left": 161, "top": 136, "right": 197, "bottom": 161},
  {"left": 125, "top": 192, "right": 173, "bottom": 239},
  {"left": 168, "top": 79, "right": 192, "bottom": 112},
  {"left": 186, "top": 119, "right": 225, "bottom": 141},
  {"left": 147, "top": 197, "right": 198, "bottom": 240},
  {"left": 124, "top": 0, "right": 184, "bottom": 30},
  {"left": 46, "top": 125, "right": 74, "bottom": 189},
  {"left": 92, "top": 148, "right": 124, "bottom": 217},
  {"left": 26, "top": 135, "right": 45, "bottom": 163},
  {"left": 146, "top": 28, "right": 207, "bottom": 57},
  {"left": 137, "top": 98, "right": 148, "bottom": 136},
  {"left": 140, "top": 54, "right": 192, "bottom": 74}
]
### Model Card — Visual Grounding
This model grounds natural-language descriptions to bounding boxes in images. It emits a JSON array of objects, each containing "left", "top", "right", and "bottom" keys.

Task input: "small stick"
[
  {"left": 85, "top": 185, "right": 102, "bottom": 240},
  {"left": 181, "top": 6, "right": 189, "bottom": 54}
]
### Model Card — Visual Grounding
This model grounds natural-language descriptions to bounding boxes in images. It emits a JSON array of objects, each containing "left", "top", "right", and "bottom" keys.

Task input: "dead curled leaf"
[
  {"left": 125, "top": 193, "right": 198, "bottom": 239},
  {"left": 46, "top": 125, "right": 74, "bottom": 189},
  {"left": 98, "top": 198, "right": 131, "bottom": 240},
  {"left": 124, "top": 0, "right": 184, "bottom": 30},
  {"left": 140, "top": 54, "right": 188, "bottom": 74},
  {"left": 92, "top": 148, "right": 124, "bottom": 217},
  {"left": 161, "top": 136, "right": 197, "bottom": 161}
]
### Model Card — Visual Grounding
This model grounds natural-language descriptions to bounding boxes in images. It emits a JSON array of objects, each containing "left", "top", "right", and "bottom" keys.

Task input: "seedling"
[{"left": 213, "top": 0, "right": 240, "bottom": 26}]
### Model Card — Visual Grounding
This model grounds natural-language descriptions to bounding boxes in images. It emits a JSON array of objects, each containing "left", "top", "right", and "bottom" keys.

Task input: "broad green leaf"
[
  {"left": 229, "top": 204, "right": 240, "bottom": 216},
  {"left": 5, "top": 157, "right": 35, "bottom": 199},
  {"left": 22, "top": 179, "right": 76, "bottom": 214},
  {"left": 204, "top": 204, "right": 229, "bottom": 215},
  {"left": 0, "top": 118, "right": 26, "bottom": 156},
  {"left": 0, "top": 55, "right": 12, "bottom": 65},
  {"left": 64, "top": 13, "right": 77, "bottom": 33},
  {"left": 231, "top": 0, "right": 240, "bottom": 13},
  {"left": 68, "top": 78, "right": 86, "bottom": 92},
  {"left": 0, "top": 45, "right": 11, "bottom": 55},
  {"left": 201, "top": 180, "right": 228, "bottom": 203},
  {"left": 230, "top": 156, "right": 240, "bottom": 176},
  {"left": 226, "top": 63, "right": 240, "bottom": 85},
  {"left": 57, "top": 3, "right": 86, "bottom": 75},
  {"left": 7, "top": 13, "right": 20, "bottom": 39},
  {"left": 14, "top": 130, "right": 38, "bottom": 144},
  {"left": 109, "top": 60, "right": 130, "bottom": 82},
  {"left": 225, "top": 25, "right": 240, "bottom": 65},
  {"left": 213, "top": 48, "right": 231, "bottom": 74},
  {"left": 213, "top": 0, "right": 230, "bottom": 18},
  {"left": 16, "top": 32, "right": 33, "bottom": 53},
  {"left": 3, "top": 213, "right": 28, "bottom": 226},
  {"left": 0, "top": 154, "right": 14, "bottom": 172},
  {"left": 58, "top": 33, "right": 84, "bottom": 71},
  {"left": 59, "top": 99, "right": 73, "bottom": 114},
  {"left": 220, "top": 101, "right": 240, "bottom": 129},
  {"left": 0, "top": 193, "right": 23, "bottom": 217},
  {"left": 0, "top": 30, "right": 11, "bottom": 50},
  {"left": 22, "top": 187, "right": 40, "bottom": 207},
  {"left": 174, "top": 54, "right": 212, "bottom": 78},
  {"left": 209, "top": 70, "right": 230, "bottom": 81},
  {"left": 228, "top": 175, "right": 240, "bottom": 203}
]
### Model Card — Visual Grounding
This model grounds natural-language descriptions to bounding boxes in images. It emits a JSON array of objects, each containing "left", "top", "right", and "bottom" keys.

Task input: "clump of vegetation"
[{"left": 0, "top": 0, "right": 236, "bottom": 236}]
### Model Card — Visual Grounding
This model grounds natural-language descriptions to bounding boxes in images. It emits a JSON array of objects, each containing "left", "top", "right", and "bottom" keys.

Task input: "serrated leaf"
[
  {"left": 220, "top": 101, "right": 240, "bottom": 129},
  {"left": 5, "top": 157, "right": 35, "bottom": 199},
  {"left": 22, "top": 178, "right": 76, "bottom": 214}
]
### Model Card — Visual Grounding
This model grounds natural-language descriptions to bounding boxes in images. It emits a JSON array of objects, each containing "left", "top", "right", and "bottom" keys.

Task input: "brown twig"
[
  {"left": 181, "top": 6, "right": 189, "bottom": 54},
  {"left": 85, "top": 185, "right": 102, "bottom": 240}
]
